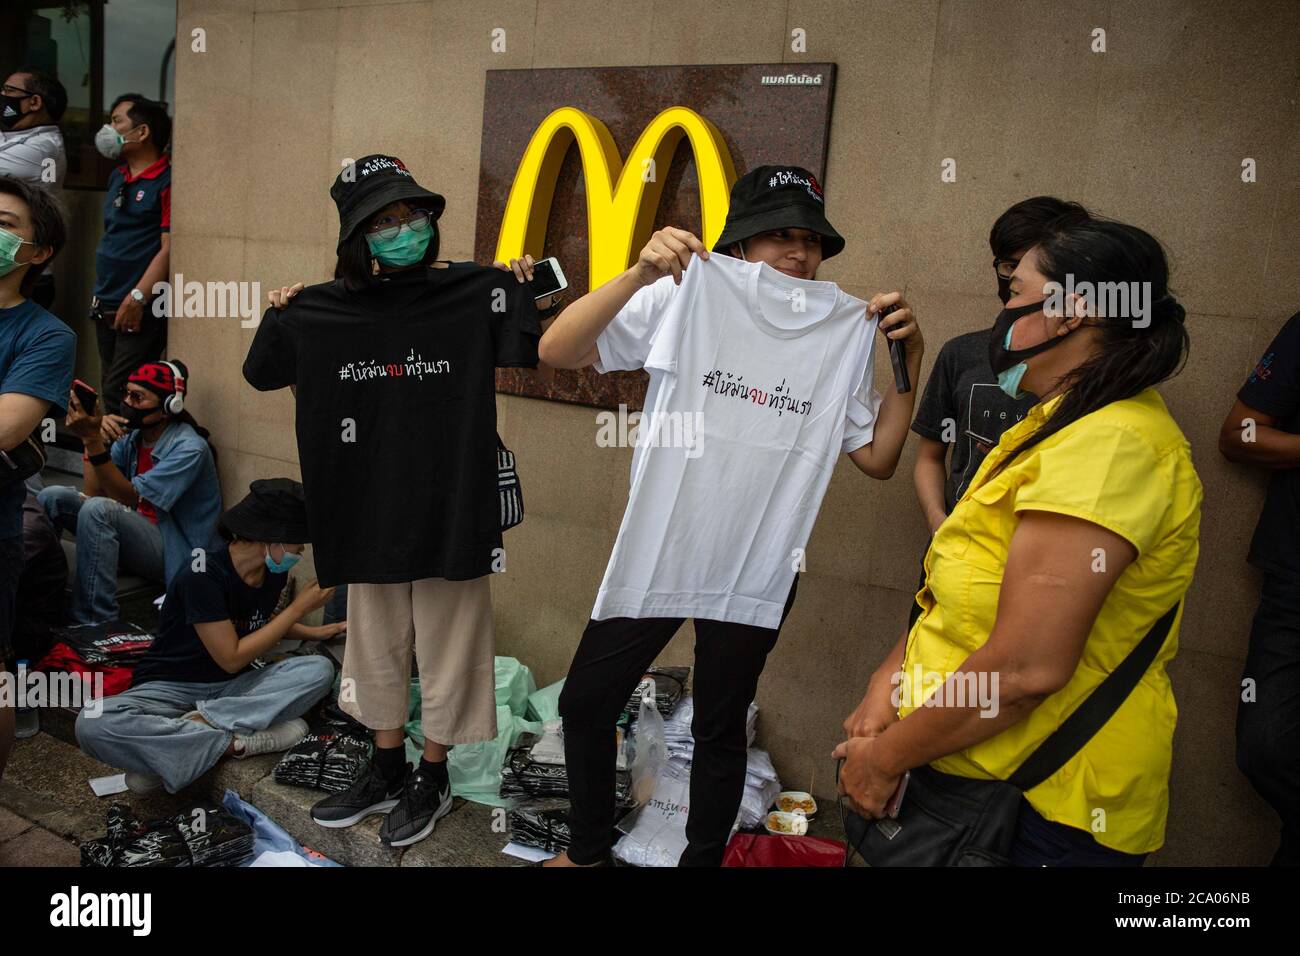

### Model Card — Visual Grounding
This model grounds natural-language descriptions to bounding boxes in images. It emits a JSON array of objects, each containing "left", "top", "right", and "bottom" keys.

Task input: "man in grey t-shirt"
[{"left": 911, "top": 197, "right": 1089, "bottom": 533}]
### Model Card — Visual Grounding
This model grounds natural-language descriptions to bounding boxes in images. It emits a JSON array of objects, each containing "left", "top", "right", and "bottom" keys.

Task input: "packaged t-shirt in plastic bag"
[
  {"left": 508, "top": 799, "right": 572, "bottom": 853},
  {"left": 612, "top": 761, "right": 692, "bottom": 867},
  {"left": 81, "top": 801, "right": 255, "bottom": 868}
]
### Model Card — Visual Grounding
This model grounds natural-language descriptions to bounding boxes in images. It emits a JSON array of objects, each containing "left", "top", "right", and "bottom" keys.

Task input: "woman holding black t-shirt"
[
  {"left": 243, "top": 155, "right": 548, "bottom": 848},
  {"left": 75, "top": 479, "right": 339, "bottom": 794}
]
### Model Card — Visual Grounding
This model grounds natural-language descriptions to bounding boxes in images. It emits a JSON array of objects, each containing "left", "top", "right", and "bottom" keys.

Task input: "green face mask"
[
  {"left": 365, "top": 219, "right": 432, "bottom": 267},
  {"left": 0, "top": 228, "right": 34, "bottom": 278}
]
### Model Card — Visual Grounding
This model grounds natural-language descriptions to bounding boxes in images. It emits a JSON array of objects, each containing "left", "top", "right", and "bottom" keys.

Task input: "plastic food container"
[
  {"left": 775, "top": 791, "right": 818, "bottom": 817},
  {"left": 764, "top": 809, "right": 809, "bottom": 836}
]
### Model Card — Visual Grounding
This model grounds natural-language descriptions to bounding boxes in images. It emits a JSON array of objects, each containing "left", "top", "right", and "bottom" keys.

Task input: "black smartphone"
[
  {"left": 72, "top": 378, "right": 98, "bottom": 416},
  {"left": 878, "top": 302, "right": 911, "bottom": 393},
  {"left": 528, "top": 256, "right": 568, "bottom": 300}
]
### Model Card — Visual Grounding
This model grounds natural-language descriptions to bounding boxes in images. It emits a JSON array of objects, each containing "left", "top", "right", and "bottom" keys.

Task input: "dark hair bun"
[{"left": 1154, "top": 295, "right": 1186, "bottom": 324}]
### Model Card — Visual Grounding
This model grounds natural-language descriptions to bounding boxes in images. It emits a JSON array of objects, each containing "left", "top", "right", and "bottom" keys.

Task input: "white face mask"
[{"left": 94, "top": 123, "right": 126, "bottom": 159}]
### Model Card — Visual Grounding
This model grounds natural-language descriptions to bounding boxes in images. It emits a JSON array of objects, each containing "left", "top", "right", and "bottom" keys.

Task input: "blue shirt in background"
[
  {"left": 1, "top": 298, "right": 75, "bottom": 538},
  {"left": 111, "top": 420, "right": 223, "bottom": 584}
]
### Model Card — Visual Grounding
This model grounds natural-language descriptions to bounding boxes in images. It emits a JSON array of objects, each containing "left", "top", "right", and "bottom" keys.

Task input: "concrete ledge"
[
  {"left": 249, "top": 775, "right": 401, "bottom": 867},
  {"left": 399, "top": 800, "right": 529, "bottom": 868}
]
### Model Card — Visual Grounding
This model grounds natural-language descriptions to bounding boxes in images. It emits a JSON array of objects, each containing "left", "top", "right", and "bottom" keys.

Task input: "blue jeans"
[
  {"left": 38, "top": 485, "right": 165, "bottom": 626},
  {"left": 1010, "top": 798, "right": 1148, "bottom": 867},
  {"left": 75, "top": 656, "right": 335, "bottom": 793}
]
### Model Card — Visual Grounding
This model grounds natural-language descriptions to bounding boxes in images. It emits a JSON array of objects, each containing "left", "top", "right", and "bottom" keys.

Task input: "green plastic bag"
[
  {"left": 496, "top": 657, "right": 536, "bottom": 714},
  {"left": 526, "top": 679, "right": 565, "bottom": 723}
]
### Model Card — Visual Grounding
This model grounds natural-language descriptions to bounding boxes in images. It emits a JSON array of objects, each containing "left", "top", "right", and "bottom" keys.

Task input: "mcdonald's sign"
[
  {"left": 495, "top": 106, "right": 737, "bottom": 289},
  {"left": 477, "top": 63, "right": 836, "bottom": 406}
]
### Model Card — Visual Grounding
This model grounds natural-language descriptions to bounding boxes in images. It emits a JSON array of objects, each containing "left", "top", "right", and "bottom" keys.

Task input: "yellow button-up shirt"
[{"left": 902, "top": 387, "right": 1202, "bottom": 853}]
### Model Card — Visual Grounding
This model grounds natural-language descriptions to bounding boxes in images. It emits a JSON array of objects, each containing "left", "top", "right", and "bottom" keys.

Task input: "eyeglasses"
[
  {"left": 1, "top": 84, "right": 34, "bottom": 98},
  {"left": 366, "top": 208, "right": 433, "bottom": 241},
  {"left": 993, "top": 257, "right": 1019, "bottom": 279},
  {"left": 123, "top": 389, "right": 158, "bottom": 407}
]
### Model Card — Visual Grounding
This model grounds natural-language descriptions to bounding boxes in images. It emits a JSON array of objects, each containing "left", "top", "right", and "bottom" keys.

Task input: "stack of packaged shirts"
[
  {"left": 507, "top": 800, "right": 572, "bottom": 853},
  {"left": 662, "top": 696, "right": 758, "bottom": 762},
  {"left": 621, "top": 666, "right": 690, "bottom": 724},
  {"left": 274, "top": 714, "right": 373, "bottom": 793},
  {"left": 500, "top": 737, "right": 634, "bottom": 808},
  {"left": 81, "top": 801, "right": 255, "bottom": 867},
  {"left": 528, "top": 719, "right": 628, "bottom": 771}
]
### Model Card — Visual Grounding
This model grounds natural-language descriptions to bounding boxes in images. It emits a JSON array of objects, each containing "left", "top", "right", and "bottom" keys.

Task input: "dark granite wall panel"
[{"left": 476, "top": 63, "right": 836, "bottom": 409}]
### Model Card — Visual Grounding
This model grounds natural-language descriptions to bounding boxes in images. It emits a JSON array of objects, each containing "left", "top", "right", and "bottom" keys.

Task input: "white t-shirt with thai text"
[{"left": 592, "top": 253, "right": 882, "bottom": 628}]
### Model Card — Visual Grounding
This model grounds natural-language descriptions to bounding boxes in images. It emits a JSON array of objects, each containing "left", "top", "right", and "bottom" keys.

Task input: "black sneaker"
[
  {"left": 379, "top": 767, "right": 452, "bottom": 847},
  {"left": 311, "top": 761, "right": 405, "bottom": 828}
]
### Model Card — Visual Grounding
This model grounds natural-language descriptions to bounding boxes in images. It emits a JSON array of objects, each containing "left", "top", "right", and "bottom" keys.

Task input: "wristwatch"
[{"left": 129, "top": 288, "right": 146, "bottom": 304}]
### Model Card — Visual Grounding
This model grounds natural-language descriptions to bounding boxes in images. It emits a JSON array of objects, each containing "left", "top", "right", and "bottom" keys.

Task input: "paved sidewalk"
[{"left": 0, "top": 806, "right": 80, "bottom": 866}]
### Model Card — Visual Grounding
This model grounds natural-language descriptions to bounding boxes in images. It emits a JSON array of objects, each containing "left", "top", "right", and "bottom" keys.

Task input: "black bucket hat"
[
  {"left": 330, "top": 154, "right": 446, "bottom": 253},
  {"left": 712, "top": 164, "right": 844, "bottom": 260},
  {"left": 221, "top": 478, "right": 311, "bottom": 544}
]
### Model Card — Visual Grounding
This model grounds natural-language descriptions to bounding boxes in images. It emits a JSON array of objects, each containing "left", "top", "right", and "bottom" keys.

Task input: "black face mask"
[
  {"left": 121, "top": 404, "right": 166, "bottom": 430},
  {"left": 0, "top": 94, "right": 29, "bottom": 131},
  {"left": 987, "top": 298, "right": 1068, "bottom": 375},
  {"left": 996, "top": 275, "right": 1013, "bottom": 306}
]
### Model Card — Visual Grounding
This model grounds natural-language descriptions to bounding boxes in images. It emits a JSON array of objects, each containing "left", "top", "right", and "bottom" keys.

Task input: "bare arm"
[
  {"left": 837, "top": 510, "right": 1137, "bottom": 815},
  {"left": 289, "top": 621, "right": 347, "bottom": 641},
  {"left": 195, "top": 583, "right": 335, "bottom": 674},
  {"left": 0, "top": 392, "right": 51, "bottom": 450},
  {"left": 79, "top": 434, "right": 138, "bottom": 506},
  {"left": 845, "top": 293, "right": 925, "bottom": 480},
  {"left": 537, "top": 227, "right": 709, "bottom": 370},
  {"left": 913, "top": 437, "right": 950, "bottom": 533},
  {"left": 1218, "top": 399, "right": 1300, "bottom": 468},
  {"left": 843, "top": 630, "right": 908, "bottom": 739}
]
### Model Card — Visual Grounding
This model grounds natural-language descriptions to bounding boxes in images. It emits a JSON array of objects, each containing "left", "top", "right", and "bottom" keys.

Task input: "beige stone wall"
[{"left": 170, "top": 0, "right": 1300, "bottom": 864}]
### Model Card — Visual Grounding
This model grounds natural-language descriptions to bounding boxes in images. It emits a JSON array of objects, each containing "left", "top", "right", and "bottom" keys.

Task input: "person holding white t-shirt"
[{"left": 539, "top": 165, "right": 925, "bottom": 866}]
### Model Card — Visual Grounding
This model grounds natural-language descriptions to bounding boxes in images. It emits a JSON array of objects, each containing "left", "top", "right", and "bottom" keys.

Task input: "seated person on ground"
[
  {"left": 38, "top": 359, "right": 221, "bottom": 626},
  {"left": 75, "top": 478, "right": 345, "bottom": 794}
]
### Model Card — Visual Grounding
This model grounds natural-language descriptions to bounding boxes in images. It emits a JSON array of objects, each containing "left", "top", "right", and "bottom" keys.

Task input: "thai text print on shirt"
[{"left": 592, "top": 253, "right": 883, "bottom": 629}]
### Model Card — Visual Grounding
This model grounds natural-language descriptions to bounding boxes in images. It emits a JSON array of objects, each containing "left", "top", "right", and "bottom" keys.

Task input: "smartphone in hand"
[
  {"left": 877, "top": 303, "right": 911, "bottom": 393},
  {"left": 72, "top": 379, "right": 98, "bottom": 416},
  {"left": 528, "top": 257, "right": 568, "bottom": 301}
]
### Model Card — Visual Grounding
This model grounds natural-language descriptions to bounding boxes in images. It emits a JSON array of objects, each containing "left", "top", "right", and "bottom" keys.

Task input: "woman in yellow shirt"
[{"left": 836, "top": 216, "right": 1202, "bottom": 865}]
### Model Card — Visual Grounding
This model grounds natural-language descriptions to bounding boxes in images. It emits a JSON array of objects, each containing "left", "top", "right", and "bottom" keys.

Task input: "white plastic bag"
[{"left": 629, "top": 679, "right": 667, "bottom": 806}]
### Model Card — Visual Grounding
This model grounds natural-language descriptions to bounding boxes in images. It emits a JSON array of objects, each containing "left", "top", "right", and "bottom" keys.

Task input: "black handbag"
[
  {"left": 497, "top": 434, "right": 524, "bottom": 531},
  {"left": 842, "top": 601, "right": 1181, "bottom": 866},
  {"left": 0, "top": 429, "right": 47, "bottom": 487}
]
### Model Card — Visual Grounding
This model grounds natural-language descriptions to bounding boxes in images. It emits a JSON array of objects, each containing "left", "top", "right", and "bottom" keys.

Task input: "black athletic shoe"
[
  {"left": 379, "top": 766, "right": 452, "bottom": 847},
  {"left": 311, "top": 761, "right": 406, "bottom": 828}
]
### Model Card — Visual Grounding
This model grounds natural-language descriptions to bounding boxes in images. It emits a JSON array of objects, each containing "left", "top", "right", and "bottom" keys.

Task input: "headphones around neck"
[{"left": 159, "top": 360, "right": 186, "bottom": 415}]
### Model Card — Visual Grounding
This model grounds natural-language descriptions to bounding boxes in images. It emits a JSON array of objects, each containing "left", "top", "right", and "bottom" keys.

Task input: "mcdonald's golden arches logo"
[{"left": 494, "top": 106, "right": 738, "bottom": 289}]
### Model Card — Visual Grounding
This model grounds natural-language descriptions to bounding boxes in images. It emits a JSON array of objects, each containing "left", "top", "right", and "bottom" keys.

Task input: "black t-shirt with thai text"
[
  {"left": 1238, "top": 310, "right": 1300, "bottom": 579},
  {"left": 911, "top": 327, "right": 1036, "bottom": 511},
  {"left": 241, "top": 264, "right": 540, "bottom": 585},
  {"left": 132, "top": 544, "right": 287, "bottom": 686}
]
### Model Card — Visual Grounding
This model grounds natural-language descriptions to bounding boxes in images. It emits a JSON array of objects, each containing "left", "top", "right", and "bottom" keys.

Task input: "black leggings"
[{"left": 559, "top": 577, "right": 799, "bottom": 866}]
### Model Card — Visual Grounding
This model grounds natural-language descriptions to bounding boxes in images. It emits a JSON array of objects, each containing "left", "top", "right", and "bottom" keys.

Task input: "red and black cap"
[
  {"left": 712, "top": 165, "right": 844, "bottom": 260},
  {"left": 330, "top": 154, "right": 445, "bottom": 253},
  {"left": 127, "top": 360, "right": 185, "bottom": 400}
]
